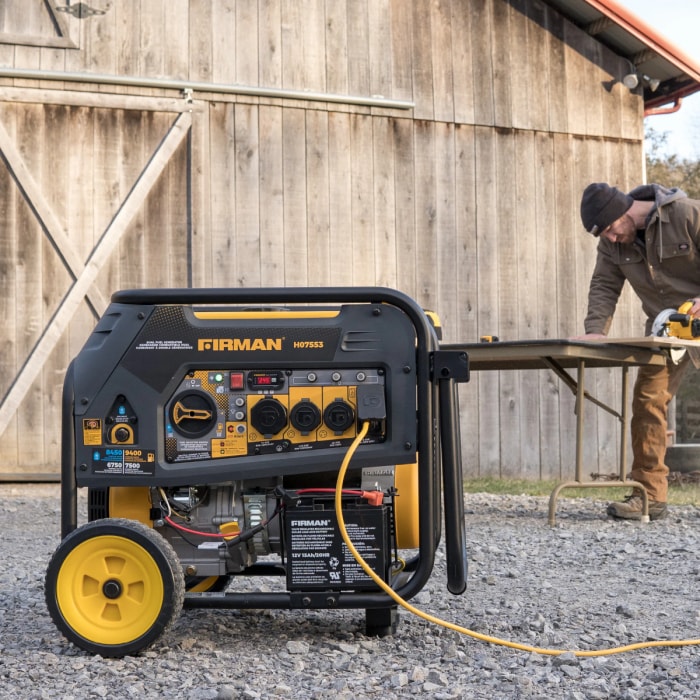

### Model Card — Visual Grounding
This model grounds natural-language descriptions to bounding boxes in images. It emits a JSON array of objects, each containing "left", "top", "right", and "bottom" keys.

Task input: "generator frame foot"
[{"left": 365, "top": 606, "right": 398, "bottom": 637}]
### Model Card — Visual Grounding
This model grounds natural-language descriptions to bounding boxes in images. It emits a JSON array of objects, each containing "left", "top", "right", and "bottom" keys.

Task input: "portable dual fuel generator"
[{"left": 45, "top": 287, "right": 468, "bottom": 657}]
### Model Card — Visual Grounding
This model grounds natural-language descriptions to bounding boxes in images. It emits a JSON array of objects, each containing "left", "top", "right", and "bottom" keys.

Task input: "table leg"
[
  {"left": 548, "top": 361, "right": 649, "bottom": 525},
  {"left": 574, "top": 359, "right": 585, "bottom": 483},
  {"left": 618, "top": 365, "right": 649, "bottom": 520},
  {"left": 619, "top": 365, "right": 628, "bottom": 479}
]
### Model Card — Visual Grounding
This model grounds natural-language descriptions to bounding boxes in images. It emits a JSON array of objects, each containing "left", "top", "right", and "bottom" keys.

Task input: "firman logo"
[
  {"left": 198, "top": 338, "right": 283, "bottom": 351},
  {"left": 291, "top": 519, "right": 331, "bottom": 527}
]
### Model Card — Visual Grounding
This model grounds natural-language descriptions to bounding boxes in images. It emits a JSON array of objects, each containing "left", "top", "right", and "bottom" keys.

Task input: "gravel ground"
[{"left": 1, "top": 483, "right": 699, "bottom": 699}]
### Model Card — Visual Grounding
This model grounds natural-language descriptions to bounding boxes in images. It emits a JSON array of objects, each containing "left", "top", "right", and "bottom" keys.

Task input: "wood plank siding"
[{"left": 0, "top": 0, "right": 645, "bottom": 480}]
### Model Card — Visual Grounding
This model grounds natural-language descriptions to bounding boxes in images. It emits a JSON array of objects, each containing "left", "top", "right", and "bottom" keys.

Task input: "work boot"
[{"left": 606, "top": 492, "right": 667, "bottom": 521}]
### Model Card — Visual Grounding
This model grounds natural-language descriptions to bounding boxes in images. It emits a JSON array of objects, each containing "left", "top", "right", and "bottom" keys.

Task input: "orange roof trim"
[
  {"left": 584, "top": 0, "right": 700, "bottom": 111},
  {"left": 589, "top": 0, "right": 700, "bottom": 78}
]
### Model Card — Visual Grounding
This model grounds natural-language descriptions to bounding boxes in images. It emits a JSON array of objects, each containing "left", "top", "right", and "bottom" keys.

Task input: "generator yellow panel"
[
  {"left": 394, "top": 462, "right": 419, "bottom": 549},
  {"left": 285, "top": 386, "right": 324, "bottom": 443},
  {"left": 212, "top": 423, "right": 248, "bottom": 458},
  {"left": 108, "top": 487, "right": 152, "bottom": 527},
  {"left": 320, "top": 385, "right": 357, "bottom": 440}
]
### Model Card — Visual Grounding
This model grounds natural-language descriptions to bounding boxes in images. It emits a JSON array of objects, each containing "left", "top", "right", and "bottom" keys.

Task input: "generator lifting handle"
[{"left": 434, "top": 350, "right": 470, "bottom": 595}]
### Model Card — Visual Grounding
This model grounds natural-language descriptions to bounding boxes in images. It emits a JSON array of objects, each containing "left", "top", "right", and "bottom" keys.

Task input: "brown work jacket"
[{"left": 584, "top": 185, "right": 700, "bottom": 335}]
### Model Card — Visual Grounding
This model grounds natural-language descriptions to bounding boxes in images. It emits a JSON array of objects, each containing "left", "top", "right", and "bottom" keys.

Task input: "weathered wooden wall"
[{"left": 0, "top": 0, "right": 646, "bottom": 479}]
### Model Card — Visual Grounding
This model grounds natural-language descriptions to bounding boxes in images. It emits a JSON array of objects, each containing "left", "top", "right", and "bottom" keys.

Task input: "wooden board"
[
  {"left": 234, "top": 102, "right": 262, "bottom": 287},
  {"left": 258, "top": 105, "right": 285, "bottom": 286},
  {"left": 282, "top": 107, "right": 308, "bottom": 286},
  {"left": 589, "top": 336, "right": 700, "bottom": 350},
  {"left": 435, "top": 121, "right": 456, "bottom": 340},
  {"left": 372, "top": 116, "right": 397, "bottom": 288},
  {"left": 392, "top": 115, "right": 416, "bottom": 296},
  {"left": 445, "top": 340, "right": 669, "bottom": 372},
  {"left": 413, "top": 119, "right": 436, "bottom": 308},
  {"left": 306, "top": 109, "right": 331, "bottom": 285},
  {"left": 430, "top": 0, "right": 455, "bottom": 123},
  {"left": 450, "top": 0, "right": 474, "bottom": 125},
  {"left": 410, "top": 0, "right": 434, "bottom": 121},
  {"left": 326, "top": 111, "right": 352, "bottom": 286}
]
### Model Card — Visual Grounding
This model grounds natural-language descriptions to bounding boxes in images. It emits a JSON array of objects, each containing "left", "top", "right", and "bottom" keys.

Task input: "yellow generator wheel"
[
  {"left": 45, "top": 518, "right": 185, "bottom": 657},
  {"left": 100, "top": 487, "right": 230, "bottom": 593},
  {"left": 394, "top": 463, "right": 419, "bottom": 549}
]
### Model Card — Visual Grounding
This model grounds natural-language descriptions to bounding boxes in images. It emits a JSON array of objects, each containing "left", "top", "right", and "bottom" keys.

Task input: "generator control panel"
[{"left": 164, "top": 367, "right": 387, "bottom": 463}]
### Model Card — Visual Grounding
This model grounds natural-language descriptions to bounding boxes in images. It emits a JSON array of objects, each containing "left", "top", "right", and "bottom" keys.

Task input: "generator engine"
[{"left": 46, "top": 287, "right": 468, "bottom": 657}]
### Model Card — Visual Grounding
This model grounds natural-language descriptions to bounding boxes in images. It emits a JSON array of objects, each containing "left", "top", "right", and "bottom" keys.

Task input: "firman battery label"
[
  {"left": 92, "top": 448, "right": 156, "bottom": 476},
  {"left": 285, "top": 506, "right": 389, "bottom": 590}
]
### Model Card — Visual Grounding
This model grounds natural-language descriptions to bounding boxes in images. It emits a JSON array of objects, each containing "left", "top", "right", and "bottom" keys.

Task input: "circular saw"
[{"left": 652, "top": 301, "right": 700, "bottom": 340}]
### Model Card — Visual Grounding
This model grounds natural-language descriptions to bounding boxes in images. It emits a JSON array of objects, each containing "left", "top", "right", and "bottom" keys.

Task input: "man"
[{"left": 578, "top": 182, "right": 700, "bottom": 520}]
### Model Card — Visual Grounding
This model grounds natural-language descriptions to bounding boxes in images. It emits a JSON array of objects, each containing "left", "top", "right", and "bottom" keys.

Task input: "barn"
[{"left": 1, "top": 0, "right": 699, "bottom": 481}]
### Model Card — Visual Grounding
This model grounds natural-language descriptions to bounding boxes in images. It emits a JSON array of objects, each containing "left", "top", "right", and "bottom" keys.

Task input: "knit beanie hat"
[{"left": 580, "top": 183, "right": 634, "bottom": 236}]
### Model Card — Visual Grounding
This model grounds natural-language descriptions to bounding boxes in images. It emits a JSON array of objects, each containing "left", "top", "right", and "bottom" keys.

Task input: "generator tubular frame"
[{"left": 59, "top": 287, "right": 468, "bottom": 621}]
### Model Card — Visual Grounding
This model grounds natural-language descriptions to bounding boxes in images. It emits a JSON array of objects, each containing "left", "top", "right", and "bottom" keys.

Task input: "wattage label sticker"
[{"left": 91, "top": 448, "right": 156, "bottom": 476}]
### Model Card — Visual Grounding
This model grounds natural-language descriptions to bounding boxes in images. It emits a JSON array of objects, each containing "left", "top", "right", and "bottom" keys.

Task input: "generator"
[{"left": 45, "top": 287, "right": 468, "bottom": 657}]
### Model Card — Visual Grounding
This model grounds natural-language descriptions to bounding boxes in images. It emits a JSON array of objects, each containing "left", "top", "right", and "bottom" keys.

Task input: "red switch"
[{"left": 230, "top": 372, "right": 244, "bottom": 390}]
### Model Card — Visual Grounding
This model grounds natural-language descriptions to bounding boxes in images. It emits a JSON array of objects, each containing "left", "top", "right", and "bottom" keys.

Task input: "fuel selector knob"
[
  {"left": 109, "top": 424, "right": 134, "bottom": 444},
  {"left": 169, "top": 391, "right": 218, "bottom": 438}
]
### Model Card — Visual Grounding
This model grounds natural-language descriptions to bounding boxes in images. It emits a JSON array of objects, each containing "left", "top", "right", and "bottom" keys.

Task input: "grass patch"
[{"left": 463, "top": 476, "right": 700, "bottom": 506}]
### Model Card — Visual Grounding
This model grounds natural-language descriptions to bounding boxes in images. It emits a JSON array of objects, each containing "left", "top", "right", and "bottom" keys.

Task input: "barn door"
[{"left": 0, "top": 96, "right": 194, "bottom": 478}]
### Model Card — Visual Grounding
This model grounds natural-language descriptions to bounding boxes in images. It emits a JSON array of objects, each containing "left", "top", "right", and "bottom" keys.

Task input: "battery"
[{"left": 285, "top": 502, "right": 391, "bottom": 591}]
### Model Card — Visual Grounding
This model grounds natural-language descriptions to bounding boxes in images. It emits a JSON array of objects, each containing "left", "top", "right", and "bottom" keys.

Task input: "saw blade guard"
[{"left": 652, "top": 307, "right": 677, "bottom": 337}]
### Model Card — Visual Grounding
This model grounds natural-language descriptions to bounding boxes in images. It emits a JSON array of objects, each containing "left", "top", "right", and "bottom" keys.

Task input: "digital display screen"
[{"left": 248, "top": 371, "right": 285, "bottom": 390}]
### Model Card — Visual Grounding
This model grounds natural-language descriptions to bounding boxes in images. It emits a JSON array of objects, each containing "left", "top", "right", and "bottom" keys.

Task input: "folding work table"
[{"left": 442, "top": 338, "right": 695, "bottom": 525}]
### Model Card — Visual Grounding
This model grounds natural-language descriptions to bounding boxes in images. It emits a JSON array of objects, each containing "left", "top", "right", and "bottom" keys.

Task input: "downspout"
[{"left": 644, "top": 98, "right": 683, "bottom": 117}]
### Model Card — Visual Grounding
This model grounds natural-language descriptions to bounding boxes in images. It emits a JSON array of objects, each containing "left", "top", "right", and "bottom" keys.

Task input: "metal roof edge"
[{"left": 585, "top": 0, "right": 700, "bottom": 81}]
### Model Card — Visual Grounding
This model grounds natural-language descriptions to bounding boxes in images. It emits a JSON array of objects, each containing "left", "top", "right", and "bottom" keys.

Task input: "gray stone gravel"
[{"left": 1, "top": 484, "right": 699, "bottom": 699}]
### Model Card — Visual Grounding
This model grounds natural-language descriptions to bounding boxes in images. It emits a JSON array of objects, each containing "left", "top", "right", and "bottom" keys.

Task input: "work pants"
[{"left": 630, "top": 354, "right": 690, "bottom": 502}]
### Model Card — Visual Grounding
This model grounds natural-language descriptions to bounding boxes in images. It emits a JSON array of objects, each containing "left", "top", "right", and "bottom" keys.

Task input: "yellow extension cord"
[{"left": 335, "top": 422, "right": 700, "bottom": 657}]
